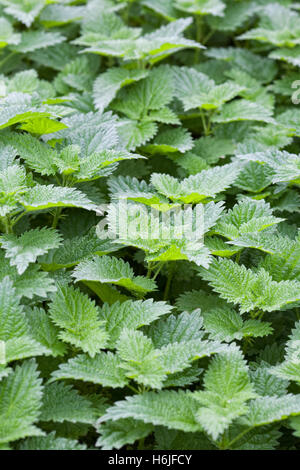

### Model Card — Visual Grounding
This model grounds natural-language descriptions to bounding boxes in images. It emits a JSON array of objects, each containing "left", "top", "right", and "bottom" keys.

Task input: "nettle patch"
[{"left": 1, "top": 0, "right": 300, "bottom": 452}]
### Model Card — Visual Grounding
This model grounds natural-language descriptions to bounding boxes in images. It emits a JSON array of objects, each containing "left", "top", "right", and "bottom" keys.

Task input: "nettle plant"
[{"left": 1, "top": 0, "right": 300, "bottom": 452}]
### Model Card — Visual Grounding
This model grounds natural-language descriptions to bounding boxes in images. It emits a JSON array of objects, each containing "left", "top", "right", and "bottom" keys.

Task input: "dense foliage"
[{"left": 1, "top": 0, "right": 300, "bottom": 451}]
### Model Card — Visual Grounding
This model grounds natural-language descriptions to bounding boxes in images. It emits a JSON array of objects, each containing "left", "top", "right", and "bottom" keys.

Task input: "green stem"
[
  {"left": 137, "top": 59, "right": 146, "bottom": 70},
  {"left": 224, "top": 426, "right": 254, "bottom": 450},
  {"left": 250, "top": 309, "right": 264, "bottom": 320},
  {"left": 11, "top": 211, "right": 26, "bottom": 228},
  {"left": 194, "top": 15, "right": 203, "bottom": 63},
  {"left": 137, "top": 437, "right": 145, "bottom": 450},
  {"left": 202, "top": 29, "right": 215, "bottom": 45},
  {"left": 0, "top": 51, "right": 17, "bottom": 70},
  {"left": 3, "top": 216, "right": 13, "bottom": 234},
  {"left": 242, "top": 337, "right": 252, "bottom": 356},
  {"left": 200, "top": 109, "right": 208, "bottom": 135},
  {"left": 217, "top": 432, "right": 229, "bottom": 450},
  {"left": 122, "top": 1, "right": 131, "bottom": 23},
  {"left": 51, "top": 208, "right": 62, "bottom": 229},
  {"left": 163, "top": 269, "right": 173, "bottom": 301},
  {"left": 258, "top": 310, "right": 265, "bottom": 320},
  {"left": 146, "top": 262, "right": 153, "bottom": 278},
  {"left": 126, "top": 383, "right": 140, "bottom": 394},
  {"left": 235, "top": 250, "right": 241, "bottom": 264},
  {"left": 152, "top": 262, "right": 164, "bottom": 281}
]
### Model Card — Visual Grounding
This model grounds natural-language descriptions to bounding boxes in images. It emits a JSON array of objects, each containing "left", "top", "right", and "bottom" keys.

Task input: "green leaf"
[
  {"left": 243, "top": 394, "right": 300, "bottom": 427},
  {"left": 203, "top": 307, "right": 272, "bottom": 342},
  {"left": 212, "top": 99, "right": 275, "bottom": 124},
  {"left": 117, "top": 119, "right": 158, "bottom": 151},
  {"left": 199, "top": 258, "right": 300, "bottom": 314},
  {"left": 151, "top": 162, "right": 241, "bottom": 203},
  {"left": 49, "top": 285, "right": 108, "bottom": 357},
  {"left": 108, "top": 175, "right": 174, "bottom": 211},
  {"left": 0, "top": 253, "right": 56, "bottom": 299},
  {"left": 194, "top": 346, "right": 256, "bottom": 440},
  {"left": 4, "top": 336, "right": 49, "bottom": 363},
  {"left": 239, "top": 149, "right": 300, "bottom": 185},
  {"left": 148, "top": 310, "right": 205, "bottom": 348},
  {"left": 96, "top": 418, "right": 153, "bottom": 450},
  {"left": 39, "top": 4, "right": 85, "bottom": 27},
  {"left": 26, "top": 307, "right": 67, "bottom": 357},
  {"left": 234, "top": 162, "right": 274, "bottom": 193},
  {"left": 143, "top": 127, "right": 193, "bottom": 154},
  {"left": 50, "top": 352, "right": 129, "bottom": 388},
  {"left": 174, "top": 67, "right": 243, "bottom": 111},
  {"left": 0, "top": 276, "right": 27, "bottom": 340},
  {"left": 238, "top": 4, "right": 300, "bottom": 47},
  {"left": 0, "top": 164, "right": 27, "bottom": 217},
  {"left": 93, "top": 67, "right": 148, "bottom": 113},
  {"left": 208, "top": 1, "right": 258, "bottom": 32},
  {"left": 19, "top": 184, "right": 97, "bottom": 212},
  {"left": 0, "top": 0, "right": 46, "bottom": 27},
  {"left": 251, "top": 363, "right": 288, "bottom": 398},
  {"left": 0, "top": 228, "right": 62, "bottom": 274},
  {"left": 175, "top": 0, "right": 225, "bottom": 16},
  {"left": 1, "top": 132, "right": 58, "bottom": 176},
  {"left": 76, "top": 16, "right": 202, "bottom": 61},
  {"left": 227, "top": 425, "right": 281, "bottom": 450},
  {"left": 56, "top": 111, "right": 118, "bottom": 158},
  {"left": 204, "top": 47, "right": 278, "bottom": 84},
  {"left": 159, "top": 338, "right": 226, "bottom": 374},
  {"left": 99, "top": 390, "right": 201, "bottom": 432},
  {"left": 0, "top": 93, "right": 56, "bottom": 130},
  {"left": 116, "top": 329, "right": 167, "bottom": 389},
  {"left": 176, "top": 288, "right": 228, "bottom": 314},
  {"left": 20, "top": 118, "right": 67, "bottom": 135},
  {"left": 13, "top": 30, "right": 65, "bottom": 53},
  {"left": 270, "top": 321, "right": 300, "bottom": 383},
  {"left": 72, "top": 255, "right": 157, "bottom": 295},
  {"left": 214, "top": 198, "right": 283, "bottom": 240},
  {"left": 112, "top": 66, "right": 174, "bottom": 120},
  {"left": 154, "top": 427, "right": 215, "bottom": 450},
  {"left": 0, "top": 18, "right": 20, "bottom": 48},
  {"left": 101, "top": 299, "right": 172, "bottom": 347},
  {"left": 73, "top": 149, "right": 144, "bottom": 182},
  {"left": 40, "top": 382, "right": 98, "bottom": 424},
  {"left": 40, "top": 231, "right": 120, "bottom": 271},
  {"left": 141, "top": 0, "right": 179, "bottom": 21},
  {"left": 270, "top": 46, "right": 300, "bottom": 67},
  {"left": 0, "top": 360, "right": 43, "bottom": 444},
  {"left": 18, "top": 432, "right": 87, "bottom": 450},
  {"left": 228, "top": 232, "right": 296, "bottom": 257}
]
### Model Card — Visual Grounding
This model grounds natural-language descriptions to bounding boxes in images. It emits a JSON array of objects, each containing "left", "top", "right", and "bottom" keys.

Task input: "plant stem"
[
  {"left": 3, "top": 216, "right": 13, "bottom": 234},
  {"left": 0, "top": 51, "right": 17, "bottom": 70},
  {"left": 202, "top": 29, "right": 215, "bottom": 45},
  {"left": 11, "top": 211, "right": 27, "bottom": 229},
  {"left": 138, "top": 59, "right": 146, "bottom": 70},
  {"left": 126, "top": 383, "right": 140, "bottom": 394},
  {"left": 122, "top": 0, "right": 131, "bottom": 23},
  {"left": 225, "top": 426, "right": 254, "bottom": 450},
  {"left": 146, "top": 262, "right": 154, "bottom": 278},
  {"left": 194, "top": 15, "right": 203, "bottom": 63},
  {"left": 163, "top": 269, "right": 174, "bottom": 301},
  {"left": 137, "top": 437, "right": 145, "bottom": 450},
  {"left": 200, "top": 109, "right": 208, "bottom": 135},
  {"left": 152, "top": 262, "right": 164, "bottom": 281},
  {"left": 52, "top": 208, "right": 62, "bottom": 229}
]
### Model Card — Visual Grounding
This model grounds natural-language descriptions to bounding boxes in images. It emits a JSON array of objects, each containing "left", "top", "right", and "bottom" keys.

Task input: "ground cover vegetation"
[{"left": 1, "top": 0, "right": 300, "bottom": 451}]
